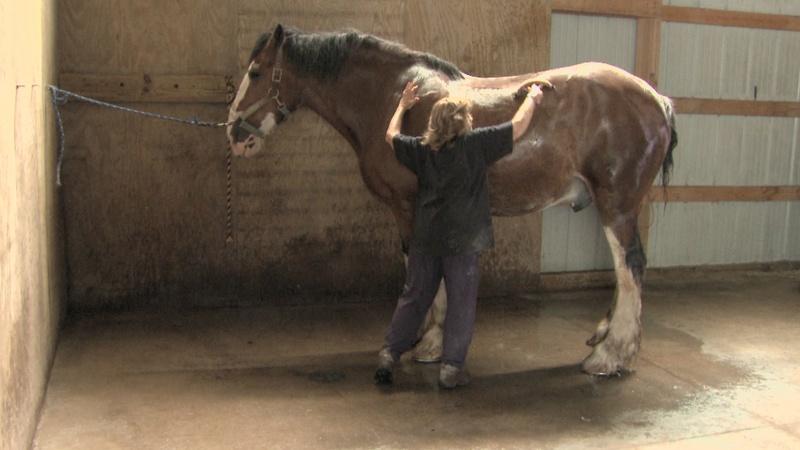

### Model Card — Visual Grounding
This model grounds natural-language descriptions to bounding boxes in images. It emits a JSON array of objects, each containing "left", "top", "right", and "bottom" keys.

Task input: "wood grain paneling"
[
  {"left": 59, "top": 73, "right": 234, "bottom": 103},
  {"left": 663, "top": 5, "right": 800, "bottom": 31},
  {"left": 648, "top": 186, "right": 800, "bottom": 202},
  {"left": 59, "top": 0, "right": 552, "bottom": 305},
  {"left": 553, "top": 0, "right": 661, "bottom": 18},
  {"left": 673, "top": 98, "right": 800, "bottom": 117},
  {"left": 405, "top": 0, "right": 549, "bottom": 76}
]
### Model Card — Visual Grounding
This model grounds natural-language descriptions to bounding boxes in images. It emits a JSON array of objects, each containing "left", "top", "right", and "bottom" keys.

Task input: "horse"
[{"left": 226, "top": 25, "right": 677, "bottom": 376}]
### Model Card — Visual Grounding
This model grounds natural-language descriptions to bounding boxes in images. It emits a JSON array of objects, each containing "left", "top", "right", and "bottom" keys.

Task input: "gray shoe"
[
  {"left": 439, "top": 364, "right": 470, "bottom": 389},
  {"left": 374, "top": 348, "right": 397, "bottom": 385}
]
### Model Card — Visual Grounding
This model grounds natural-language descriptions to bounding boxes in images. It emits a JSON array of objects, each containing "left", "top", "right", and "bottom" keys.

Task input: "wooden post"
[{"left": 633, "top": 16, "right": 661, "bottom": 251}]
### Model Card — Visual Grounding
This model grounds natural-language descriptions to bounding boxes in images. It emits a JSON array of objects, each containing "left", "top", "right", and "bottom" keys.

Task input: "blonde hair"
[{"left": 421, "top": 97, "right": 473, "bottom": 151}]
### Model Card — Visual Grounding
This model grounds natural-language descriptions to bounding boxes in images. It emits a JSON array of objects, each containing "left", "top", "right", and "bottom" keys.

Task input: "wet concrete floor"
[{"left": 34, "top": 270, "right": 800, "bottom": 449}]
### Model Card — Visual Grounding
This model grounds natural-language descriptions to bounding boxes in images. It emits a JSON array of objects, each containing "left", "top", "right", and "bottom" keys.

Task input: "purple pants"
[{"left": 384, "top": 249, "right": 480, "bottom": 368}]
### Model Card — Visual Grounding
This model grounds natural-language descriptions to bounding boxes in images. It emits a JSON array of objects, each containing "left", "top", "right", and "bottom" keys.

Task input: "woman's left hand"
[{"left": 400, "top": 82, "right": 421, "bottom": 110}]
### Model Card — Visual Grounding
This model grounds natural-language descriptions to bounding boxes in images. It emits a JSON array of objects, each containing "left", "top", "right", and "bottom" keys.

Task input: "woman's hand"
[
  {"left": 387, "top": 82, "right": 420, "bottom": 146},
  {"left": 400, "top": 82, "right": 421, "bottom": 110},
  {"left": 527, "top": 84, "right": 544, "bottom": 104}
]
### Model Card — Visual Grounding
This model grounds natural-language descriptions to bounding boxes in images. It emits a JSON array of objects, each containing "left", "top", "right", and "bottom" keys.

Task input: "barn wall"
[
  {"left": 663, "top": 0, "right": 800, "bottom": 16},
  {"left": 0, "top": 0, "right": 62, "bottom": 449},
  {"left": 59, "top": 0, "right": 550, "bottom": 308},
  {"left": 541, "top": 13, "right": 637, "bottom": 272},
  {"left": 652, "top": 6, "right": 800, "bottom": 266}
]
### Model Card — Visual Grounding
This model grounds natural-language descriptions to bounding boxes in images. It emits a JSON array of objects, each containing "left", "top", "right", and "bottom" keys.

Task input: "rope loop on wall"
[{"left": 47, "top": 85, "right": 233, "bottom": 186}]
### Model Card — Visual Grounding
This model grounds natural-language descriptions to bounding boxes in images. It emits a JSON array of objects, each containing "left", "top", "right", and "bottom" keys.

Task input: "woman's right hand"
[
  {"left": 527, "top": 84, "right": 544, "bottom": 104},
  {"left": 400, "top": 82, "right": 421, "bottom": 110}
]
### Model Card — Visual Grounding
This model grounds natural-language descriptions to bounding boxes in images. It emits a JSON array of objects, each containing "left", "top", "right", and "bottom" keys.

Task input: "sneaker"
[
  {"left": 439, "top": 364, "right": 470, "bottom": 389},
  {"left": 374, "top": 348, "right": 397, "bottom": 385}
]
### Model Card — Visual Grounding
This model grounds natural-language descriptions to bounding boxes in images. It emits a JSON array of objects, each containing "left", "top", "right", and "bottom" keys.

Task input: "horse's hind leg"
[{"left": 582, "top": 214, "right": 646, "bottom": 375}]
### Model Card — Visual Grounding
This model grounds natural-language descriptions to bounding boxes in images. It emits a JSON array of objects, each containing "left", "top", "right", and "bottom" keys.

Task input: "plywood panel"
[
  {"left": 59, "top": 0, "right": 551, "bottom": 305},
  {"left": 404, "top": 0, "right": 549, "bottom": 76},
  {"left": 664, "top": 0, "right": 800, "bottom": 16},
  {"left": 238, "top": 0, "right": 404, "bottom": 73},
  {"left": 60, "top": 0, "right": 238, "bottom": 74},
  {"left": 1, "top": 1, "right": 61, "bottom": 449},
  {"left": 648, "top": 186, "right": 800, "bottom": 202}
]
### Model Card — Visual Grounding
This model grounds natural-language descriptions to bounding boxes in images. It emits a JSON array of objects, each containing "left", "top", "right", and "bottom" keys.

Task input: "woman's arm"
[
  {"left": 385, "top": 82, "right": 421, "bottom": 147},
  {"left": 510, "top": 84, "right": 544, "bottom": 141}
]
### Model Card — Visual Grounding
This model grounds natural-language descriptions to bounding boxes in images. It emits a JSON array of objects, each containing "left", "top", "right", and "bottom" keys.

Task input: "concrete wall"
[
  {"left": 0, "top": 0, "right": 62, "bottom": 449},
  {"left": 58, "top": 0, "right": 549, "bottom": 308}
]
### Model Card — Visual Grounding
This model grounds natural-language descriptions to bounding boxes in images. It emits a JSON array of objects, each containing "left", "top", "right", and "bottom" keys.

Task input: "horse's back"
[{"left": 486, "top": 62, "right": 672, "bottom": 216}]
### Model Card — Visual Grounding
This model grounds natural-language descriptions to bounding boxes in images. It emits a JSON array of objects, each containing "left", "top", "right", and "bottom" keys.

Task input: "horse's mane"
[{"left": 250, "top": 27, "right": 464, "bottom": 81}]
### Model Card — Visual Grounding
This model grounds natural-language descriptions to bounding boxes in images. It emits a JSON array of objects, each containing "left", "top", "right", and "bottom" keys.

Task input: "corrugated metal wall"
[
  {"left": 545, "top": 3, "right": 800, "bottom": 271},
  {"left": 653, "top": 0, "right": 800, "bottom": 266},
  {"left": 542, "top": 14, "right": 636, "bottom": 272}
]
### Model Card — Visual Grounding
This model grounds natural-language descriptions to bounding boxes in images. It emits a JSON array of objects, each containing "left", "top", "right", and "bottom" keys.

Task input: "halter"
[{"left": 236, "top": 64, "right": 292, "bottom": 139}]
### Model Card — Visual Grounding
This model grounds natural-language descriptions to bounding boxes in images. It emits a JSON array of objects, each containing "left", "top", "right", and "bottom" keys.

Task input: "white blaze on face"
[{"left": 227, "top": 62, "right": 276, "bottom": 158}]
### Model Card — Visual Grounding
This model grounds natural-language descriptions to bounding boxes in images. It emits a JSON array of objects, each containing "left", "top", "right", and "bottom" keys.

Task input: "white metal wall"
[
  {"left": 545, "top": 4, "right": 800, "bottom": 271},
  {"left": 654, "top": 2, "right": 800, "bottom": 266},
  {"left": 542, "top": 13, "right": 636, "bottom": 272}
]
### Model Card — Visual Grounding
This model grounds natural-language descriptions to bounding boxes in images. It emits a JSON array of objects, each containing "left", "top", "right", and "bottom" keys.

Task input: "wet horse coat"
[{"left": 227, "top": 26, "right": 676, "bottom": 375}]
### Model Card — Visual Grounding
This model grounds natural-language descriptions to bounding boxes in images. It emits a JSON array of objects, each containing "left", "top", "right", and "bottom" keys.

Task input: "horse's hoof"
[
  {"left": 374, "top": 368, "right": 393, "bottom": 385},
  {"left": 413, "top": 355, "right": 441, "bottom": 364},
  {"left": 413, "top": 325, "right": 443, "bottom": 363},
  {"left": 581, "top": 340, "right": 634, "bottom": 376},
  {"left": 586, "top": 318, "right": 610, "bottom": 347}
]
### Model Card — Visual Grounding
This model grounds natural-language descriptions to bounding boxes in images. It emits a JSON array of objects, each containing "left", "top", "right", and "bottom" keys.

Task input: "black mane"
[{"left": 250, "top": 27, "right": 464, "bottom": 81}]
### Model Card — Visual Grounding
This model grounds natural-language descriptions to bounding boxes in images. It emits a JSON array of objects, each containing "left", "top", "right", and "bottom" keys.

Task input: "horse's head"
[{"left": 227, "top": 25, "right": 301, "bottom": 157}]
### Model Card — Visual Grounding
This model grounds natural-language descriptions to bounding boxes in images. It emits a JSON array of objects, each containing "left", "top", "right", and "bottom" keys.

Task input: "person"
[{"left": 375, "top": 80, "right": 545, "bottom": 389}]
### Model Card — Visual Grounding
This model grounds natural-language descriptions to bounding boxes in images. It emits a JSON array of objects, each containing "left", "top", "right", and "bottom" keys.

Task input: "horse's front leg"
[
  {"left": 413, "top": 280, "right": 446, "bottom": 362},
  {"left": 389, "top": 198, "right": 446, "bottom": 363}
]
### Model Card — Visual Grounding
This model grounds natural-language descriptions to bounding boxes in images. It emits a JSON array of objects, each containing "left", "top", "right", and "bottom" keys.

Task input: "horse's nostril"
[{"left": 232, "top": 118, "right": 249, "bottom": 143}]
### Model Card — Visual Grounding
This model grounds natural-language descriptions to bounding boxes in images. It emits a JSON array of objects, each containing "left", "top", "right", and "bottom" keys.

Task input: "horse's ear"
[{"left": 273, "top": 24, "right": 284, "bottom": 45}]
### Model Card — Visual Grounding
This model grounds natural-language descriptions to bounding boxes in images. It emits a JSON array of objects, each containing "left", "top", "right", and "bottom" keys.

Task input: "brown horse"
[{"left": 227, "top": 25, "right": 677, "bottom": 376}]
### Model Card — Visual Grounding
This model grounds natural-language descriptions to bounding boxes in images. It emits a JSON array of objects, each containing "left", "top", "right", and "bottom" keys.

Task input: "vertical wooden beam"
[{"left": 633, "top": 17, "right": 661, "bottom": 251}]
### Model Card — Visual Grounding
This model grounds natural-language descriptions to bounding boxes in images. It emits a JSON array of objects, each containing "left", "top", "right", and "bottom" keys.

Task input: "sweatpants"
[{"left": 384, "top": 249, "right": 480, "bottom": 368}]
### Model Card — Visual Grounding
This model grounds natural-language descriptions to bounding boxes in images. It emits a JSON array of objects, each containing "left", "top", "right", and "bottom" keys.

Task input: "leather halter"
[{"left": 236, "top": 65, "right": 291, "bottom": 139}]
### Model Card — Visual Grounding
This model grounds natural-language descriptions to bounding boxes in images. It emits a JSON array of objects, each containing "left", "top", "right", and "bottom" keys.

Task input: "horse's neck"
[
  {"left": 300, "top": 56, "right": 526, "bottom": 153},
  {"left": 301, "top": 59, "right": 414, "bottom": 155}
]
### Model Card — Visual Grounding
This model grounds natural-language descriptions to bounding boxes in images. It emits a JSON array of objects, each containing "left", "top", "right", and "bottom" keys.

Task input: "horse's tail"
[{"left": 660, "top": 95, "right": 677, "bottom": 188}]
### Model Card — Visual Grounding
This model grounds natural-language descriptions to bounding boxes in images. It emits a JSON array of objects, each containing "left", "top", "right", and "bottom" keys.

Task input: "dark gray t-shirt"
[{"left": 393, "top": 122, "right": 514, "bottom": 256}]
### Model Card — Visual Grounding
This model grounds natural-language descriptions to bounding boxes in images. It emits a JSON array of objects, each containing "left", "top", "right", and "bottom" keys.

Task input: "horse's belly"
[{"left": 487, "top": 138, "right": 578, "bottom": 216}]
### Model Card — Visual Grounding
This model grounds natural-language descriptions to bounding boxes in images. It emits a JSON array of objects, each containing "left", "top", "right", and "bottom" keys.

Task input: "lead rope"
[
  {"left": 48, "top": 85, "right": 234, "bottom": 187},
  {"left": 48, "top": 85, "right": 237, "bottom": 245},
  {"left": 225, "top": 144, "right": 234, "bottom": 244}
]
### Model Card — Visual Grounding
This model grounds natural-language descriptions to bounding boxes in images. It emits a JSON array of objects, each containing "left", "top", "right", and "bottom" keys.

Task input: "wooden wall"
[
  {"left": 0, "top": 0, "right": 62, "bottom": 449},
  {"left": 58, "top": 0, "right": 550, "bottom": 308}
]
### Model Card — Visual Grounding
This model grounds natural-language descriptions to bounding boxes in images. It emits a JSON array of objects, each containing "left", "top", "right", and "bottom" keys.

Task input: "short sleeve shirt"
[{"left": 393, "top": 122, "right": 514, "bottom": 256}]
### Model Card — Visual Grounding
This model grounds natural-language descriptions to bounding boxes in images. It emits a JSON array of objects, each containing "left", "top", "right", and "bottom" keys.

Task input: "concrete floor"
[{"left": 34, "top": 270, "right": 800, "bottom": 449}]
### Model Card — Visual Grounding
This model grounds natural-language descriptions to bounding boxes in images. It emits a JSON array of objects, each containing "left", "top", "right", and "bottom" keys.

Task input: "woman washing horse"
[{"left": 376, "top": 81, "right": 545, "bottom": 388}]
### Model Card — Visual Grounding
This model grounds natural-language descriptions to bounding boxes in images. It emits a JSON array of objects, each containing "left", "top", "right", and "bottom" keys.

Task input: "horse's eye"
[{"left": 248, "top": 71, "right": 261, "bottom": 80}]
